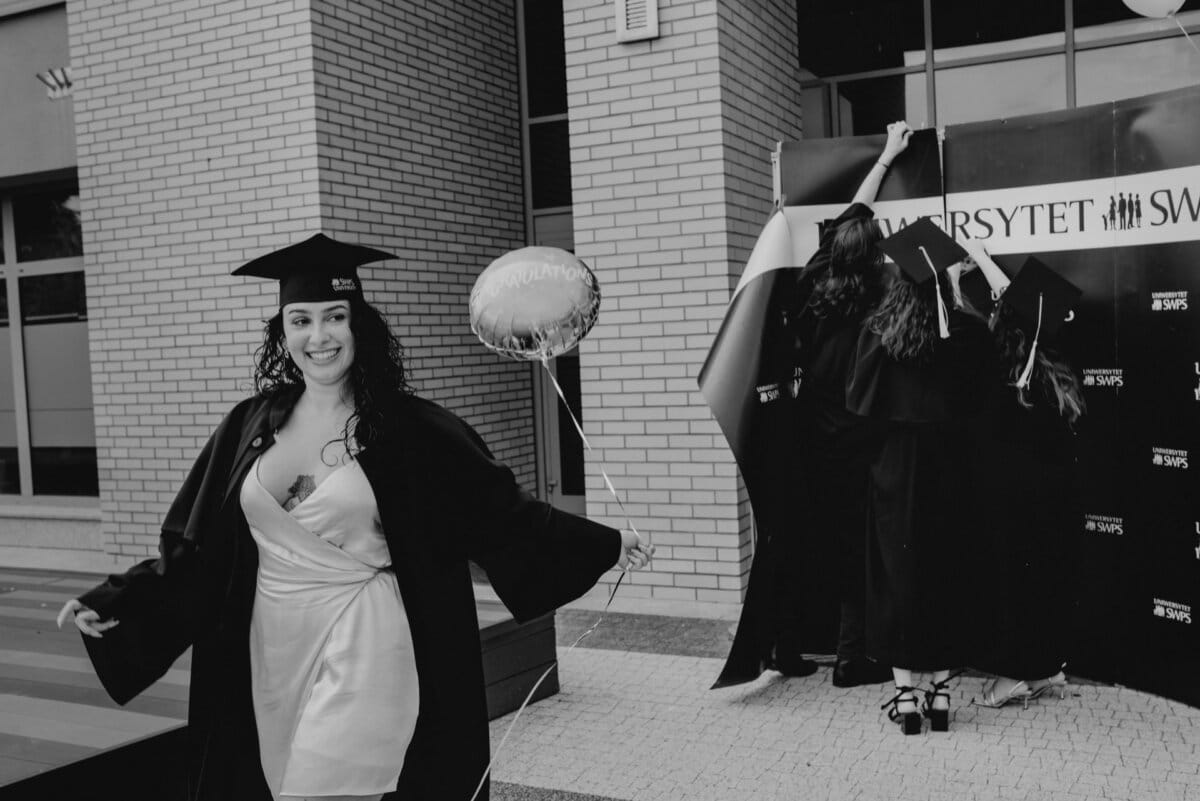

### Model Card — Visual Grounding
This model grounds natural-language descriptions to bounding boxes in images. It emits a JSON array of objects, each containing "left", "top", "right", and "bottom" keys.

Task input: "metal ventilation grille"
[{"left": 616, "top": 0, "right": 659, "bottom": 43}]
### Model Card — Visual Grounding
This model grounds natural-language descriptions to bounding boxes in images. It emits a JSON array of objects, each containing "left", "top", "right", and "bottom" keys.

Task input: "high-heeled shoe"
[
  {"left": 882, "top": 685, "right": 921, "bottom": 735},
  {"left": 1028, "top": 671, "right": 1067, "bottom": 701},
  {"left": 922, "top": 676, "right": 955, "bottom": 731},
  {"left": 973, "top": 678, "right": 1032, "bottom": 709}
]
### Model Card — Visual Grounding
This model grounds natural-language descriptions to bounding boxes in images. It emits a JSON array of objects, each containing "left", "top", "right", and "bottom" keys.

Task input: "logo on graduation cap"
[
  {"left": 996, "top": 257, "right": 1082, "bottom": 390},
  {"left": 233, "top": 233, "right": 394, "bottom": 307},
  {"left": 877, "top": 217, "right": 969, "bottom": 340}
]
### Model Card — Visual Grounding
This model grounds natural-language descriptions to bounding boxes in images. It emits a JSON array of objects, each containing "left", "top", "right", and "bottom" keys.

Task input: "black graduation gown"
[
  {"left": 968, "top": 377, "right": 1078, "bottom": 680},
  {"left": 847, "top": 311, "right": 995, "bottom": 671},
  {"left": 714, "top": 203, "right": 877, "bottom": 687},
  {"left": 77, "top": 388, "right": 620, "bottom": 801}
]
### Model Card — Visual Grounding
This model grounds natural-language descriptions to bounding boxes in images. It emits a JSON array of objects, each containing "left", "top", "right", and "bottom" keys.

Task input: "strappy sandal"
[
  {"left": 882, "top": 685, "right": 922, "bottom": 735},
  {"left": 974, "top": 678, "right": 1032, "bottom": 709},
  {"left": 922, "top": 675, "right": 957, "bottom": 732},
  {"left": 1028, "top": 670, "right": 1068, "bottom": 701}
]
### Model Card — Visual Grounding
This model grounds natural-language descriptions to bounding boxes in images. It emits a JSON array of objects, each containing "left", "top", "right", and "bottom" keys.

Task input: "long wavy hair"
[
  {"left": 253, "top": 295, "right": 413, "bottom": 455},
  {"left": 866, "top": 274, "right": 964, "bottom": 363},
  {"left": 806, "top": 216, "right": 886, "bottom": 320},
  {"left": 989, "top": 303, "right": 1085, "bottom": 425}
]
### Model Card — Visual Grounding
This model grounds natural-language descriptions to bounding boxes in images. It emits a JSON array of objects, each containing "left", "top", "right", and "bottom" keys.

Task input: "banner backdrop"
[
  {"left": 941, "top": 87, "right": 1200, "bottom": 707},
  {"left": 700, "top": 130, "right": 943, "bottom": 686},
  {"left": 704, "top": 86, "right": 1200, "bottom": 706}
]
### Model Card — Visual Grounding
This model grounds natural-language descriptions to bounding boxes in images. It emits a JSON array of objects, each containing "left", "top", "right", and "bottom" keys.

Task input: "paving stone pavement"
[{"left": 488, "top": 640, "right": 1200, "bottom": 801}]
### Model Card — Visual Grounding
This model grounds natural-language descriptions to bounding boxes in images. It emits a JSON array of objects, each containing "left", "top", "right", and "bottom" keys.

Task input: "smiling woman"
[{"left": 56, "top": 232, "right": 654, "bottom": 801}]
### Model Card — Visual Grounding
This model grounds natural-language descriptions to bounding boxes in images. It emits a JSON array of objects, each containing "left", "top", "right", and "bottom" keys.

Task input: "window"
[
  {"left": 518, "top": 0, "right": 586, "bottom": 515},
  {"left": 0, "top": 178, "right": 97, "bottom": 497},
  {"left": 799, "top": 0, "right": 1200, "bottom": 136}
]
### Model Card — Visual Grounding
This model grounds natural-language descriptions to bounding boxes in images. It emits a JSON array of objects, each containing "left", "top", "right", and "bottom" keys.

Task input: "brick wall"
[
  {"left": 564, "top": 0, "right": 800, "bottom": 603},
  {"left": 310, "top": 0, "right": 534, "bottom": 484},
  {"left": 69, "top": 0, "right": 323, "bottom": 557},
  {"left": 71, "top": 0, "right": 534, "bottom": 560}
]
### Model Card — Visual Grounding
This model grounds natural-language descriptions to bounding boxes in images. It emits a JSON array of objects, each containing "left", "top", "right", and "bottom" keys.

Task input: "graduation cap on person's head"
[
  {"left": 877, "top": 217, "right": 969, "bottom": 339},
  {"left": 232, "top": 233, "right": 395, "bottom": 308},
  {"left": 999, "top": 256, "right": 1082, "bottom": 389}
]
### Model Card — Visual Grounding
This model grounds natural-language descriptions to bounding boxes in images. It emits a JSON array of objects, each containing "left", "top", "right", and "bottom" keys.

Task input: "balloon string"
[
  {"left": 468, "top": 570, "right": 627, "bottom": 801},
  {"left": 467, "top": 358, "right": 645, "bottom": 801},
  {"left": 1173, "top": 14, "right": 1200, "bottom": 57},
  {"left": 540, "top": 357, "right": 643, "bottom": 543}
]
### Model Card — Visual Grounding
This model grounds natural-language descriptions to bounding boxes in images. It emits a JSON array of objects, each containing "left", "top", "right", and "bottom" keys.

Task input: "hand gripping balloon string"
[{"left": 467, "top": 356, "right": 645, "bottom": 801}]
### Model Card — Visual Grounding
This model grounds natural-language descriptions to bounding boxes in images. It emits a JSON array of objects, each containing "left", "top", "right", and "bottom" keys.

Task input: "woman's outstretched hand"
[
  {"left": 56, "top": 599, "right": 119, "bottom": 638},
  {"left": 617, "top": 530, "right": 654, "bottom": 571},
  {"left": 882, "top": 120, "right": 913, "bottom": 163}
]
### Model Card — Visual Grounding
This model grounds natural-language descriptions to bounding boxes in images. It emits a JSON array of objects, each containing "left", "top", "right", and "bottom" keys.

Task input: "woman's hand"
[
  {"left": 616, "top": 530, "right": 654, "bottom": 571},
  {"left": 960, "top": 238, "right": 1011, "bottom": 296},
  {"left": 881, "top": 121, "right": 913, "bottom": 164},
  {"left": 56, "top": 599, "right": 119, "bottom": 638}
]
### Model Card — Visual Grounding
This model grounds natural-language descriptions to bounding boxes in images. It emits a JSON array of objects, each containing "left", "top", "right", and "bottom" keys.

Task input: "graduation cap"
[
  {"left": 877, "top": 217, "right": 969, "bottom": 339},
  {"left": 999, "top": 257, "right": 1082, "bottom": 389},
  {"left": 232, "top": 233, "right": 395, "bottom": 308}
]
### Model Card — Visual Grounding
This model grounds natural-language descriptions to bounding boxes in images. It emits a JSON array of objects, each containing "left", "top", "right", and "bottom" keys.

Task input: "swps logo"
[
  {"left": 1151, "top": 447, "right": 1189, "bottom": 470},
  {"left": 1082, "top": 368, "right": 1123, "bottom": 388},
  {"left": 1084, "top": 514, "right": 1123, "bottom": 535},
  {"left": 1151, "top": 291, "right": 1189, "bottom": 311},
  {"left": 1152, "top": 598, "right": 1192, "bottom": 625},
  {"left": 756, "top": 383, "right": 781, "bottom": 405}
]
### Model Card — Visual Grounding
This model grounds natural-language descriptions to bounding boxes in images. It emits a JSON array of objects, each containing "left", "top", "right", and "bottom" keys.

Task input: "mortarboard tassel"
[
  {"left": 918, "top": 245, "right": 951, "bottom": 339},
  {"left": 1016, "top": 292, "right": 1044, "bottom": 390}
]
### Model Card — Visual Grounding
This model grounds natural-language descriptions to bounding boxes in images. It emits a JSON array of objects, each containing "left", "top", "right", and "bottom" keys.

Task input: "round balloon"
[
  {"left": 470, "top": 246, "right": 601, "bottom": 361},
  {"left": 1122, "top": 0, "right": 1184, "bottom": 17}
]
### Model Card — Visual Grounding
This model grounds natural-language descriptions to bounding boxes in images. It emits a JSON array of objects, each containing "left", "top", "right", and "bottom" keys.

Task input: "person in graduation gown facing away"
[
  {"left": 713, "top": 121, "right": 915, "bottom": 688},
  {"left": 777, "top": 121, "right": 916, "bottom": 686},
  {"left": 56, "top": 233, "right": 654, "bottom": 801},
  {"left": 961, "top": 244, "right": 1082, "bottom": 709},
  {"left": 847, "top": 219, "right": 996, "bottom": 734}
]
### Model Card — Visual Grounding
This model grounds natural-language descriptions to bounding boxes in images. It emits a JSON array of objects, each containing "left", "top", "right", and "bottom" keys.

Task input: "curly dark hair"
[
  {"left": 806, "top": 216, "right": 886, "bottom": 320},
  {"left": 253, "top": 295, "right": 413, "bottom": 455},
  {"left": 866, "top": 276, "right": 960, "bottom": 364},
  {"left": 989, "top": 303, "right": 1085, "bottom": 425}
]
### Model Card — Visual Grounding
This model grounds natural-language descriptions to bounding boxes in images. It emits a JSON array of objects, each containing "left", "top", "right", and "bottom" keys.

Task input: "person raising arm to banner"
[
  {"left": 962, "top": 243, "right": 1082, "bottom": 710},
  {"left": 713, "top": 122, "right": 917, "bottom": 688},
  {"left": 781, "top": 121, "right": 915, "bottom": 688},
  {"left": 847, "top": 219, "right": 997, "bottom": 734}
]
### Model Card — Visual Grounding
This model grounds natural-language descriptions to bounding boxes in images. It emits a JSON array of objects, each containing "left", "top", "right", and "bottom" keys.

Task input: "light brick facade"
[
  {"left": 564, "top": 0, "right": 801, "bottom": 603},
  {"left": 69, "top": 0, "right": 323, "bottom": 561},
  {"left": 309, "top": 0, "right": 535, "bottom": 475},
  {"left": 12, "top": 0, "right": 802, "bottom": 605},
  {"left": 70, "top": 0, "right": 531, "bottom": 560}
]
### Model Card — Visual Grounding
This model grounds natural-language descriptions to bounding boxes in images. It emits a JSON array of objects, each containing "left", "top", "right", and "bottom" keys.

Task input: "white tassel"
[
  {"left": 1016, "top": 293, "right": 1044, "bottom": 390},
  {"left": 919, "top": 245, "right": 951, "bottom": 339}
]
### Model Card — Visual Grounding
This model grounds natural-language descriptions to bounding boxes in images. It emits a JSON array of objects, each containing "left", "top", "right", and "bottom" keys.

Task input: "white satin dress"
[{"left": 239, "top": 456, "right": 419, "bottom": 800}]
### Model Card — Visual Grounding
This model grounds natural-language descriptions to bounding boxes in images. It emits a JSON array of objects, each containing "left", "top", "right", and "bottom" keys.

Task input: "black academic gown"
[
  {"left": 714, "top": 203, "right": 877, "bottom": 688},
  {"left": 968, "top": 372, "right": 1078, "bottom": 680},
  {"left": 77, "top": 387, "right": 620, "bottom": 801},
  {"left": 848, "top": 310, "right": 996, "bottom": 671}
]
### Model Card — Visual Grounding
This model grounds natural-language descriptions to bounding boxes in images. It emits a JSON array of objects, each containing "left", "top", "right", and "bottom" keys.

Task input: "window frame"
[
  {"left": 799, "top": 0, "right": 1200, "bottom": 135},
  {"left": 0, "top": 183, "right": 91, "bottom": 497}
]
